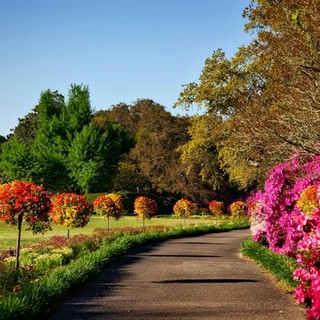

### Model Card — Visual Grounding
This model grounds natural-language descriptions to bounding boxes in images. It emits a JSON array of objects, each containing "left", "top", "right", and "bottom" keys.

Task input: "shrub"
[
  {"left": 229, "top": 201, "right": 247, "bottom": 217},
  {"left": 50, "top": 193, "right": 92, "bottom": 229},
  {"left": 134, "top": 196, "right": 158, "bottom": 220},
  {"left": 0, "top": 181, "right": 52, "bottom": 233},
  {"left": 93, "top": 194, "right": 124, "bottom": 223},
  {"left": 208, "top": 200, "right": 225, "bottom": 216},
  {"left": 248, "top": 154, "right": 320, "bottom": 317},
  {"left": 173, "top": 198, "right": 198, "bottom": 218}
]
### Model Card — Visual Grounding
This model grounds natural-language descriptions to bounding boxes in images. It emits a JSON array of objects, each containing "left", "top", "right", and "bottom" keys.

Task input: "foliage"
[
  {"left": 50, "top": 193, "right": 92, "bottom": 229},
  {"left": 229, "top": 201, "right": 247, "bottom": 217},
  {"left": 175, "top": 0, "right": 320, "bottom": 191},
  {"left": 0, "top": 85, "right": 131, "bottom": 193},
  {"left": 0, "top": 181, "right": 51, "bottom": 233},
  {"left": 173, "top": 198, "right": 198, "bottom": 218},
  {"left": 0, "top": 137, "right": 34, "bottom": 182},
  {"left": 104, "top": 99, "right": 191, "bottom": 196},
  {"left": 134, "top": 196, "right": 158, "bottom": 220},
  {"left": 208, "top": 200, "right": 225, "bottom": 217},
  {"left": 93, "top": 194, "right": 124, "bottom": 220}
]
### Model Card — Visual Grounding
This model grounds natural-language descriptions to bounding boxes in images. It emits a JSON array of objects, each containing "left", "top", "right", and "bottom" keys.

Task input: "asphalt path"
[{"left": 51, "top": 229, "right": 306, "bottom": 319}]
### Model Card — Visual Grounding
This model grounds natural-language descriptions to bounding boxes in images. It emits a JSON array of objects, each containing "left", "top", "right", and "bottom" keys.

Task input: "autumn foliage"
[
  {"left": 0, "top": 181, "right": 52, "bottom": 233},
  {"left": 208, "top": 200, "right": 225, "bottom": 217},
  {"left": 134, "top": 196, "right": 158, "bottom": 220},
  {"left": 173, "top": 198, "right": 198, "bottom": 218},
  {"left": 229, "top": 201, "right": 247, "bottom": 217},
  {"left": 93, "top": 193, "right": 124, "bottom": 220},
  {"left": 50, "top": 193, "right": 92, "bottom": 229}
]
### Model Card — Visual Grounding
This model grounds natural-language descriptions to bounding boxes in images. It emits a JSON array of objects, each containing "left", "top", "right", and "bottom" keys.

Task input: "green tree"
[
  {"left": 64, "top": 84, "right": 92, "bottom": 136},
  {"left": 0, "top": 84, "right": 131, "bottom": 193},
  {"left": 0, "top": 136, "right": 34, "bottom": 182}
]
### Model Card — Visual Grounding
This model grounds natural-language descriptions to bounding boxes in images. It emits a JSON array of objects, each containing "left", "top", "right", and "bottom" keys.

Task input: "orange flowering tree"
[
  {"left": 50, "top": 193, "right": 92, "bottom": 238},
  {"left": 0, "top": 181, "right": 52, "bottom": 269},
  {"left": 173, "top": 198, "right": 198, "bottom": 226},
  {"left": 229, "top": 201, "right": 247, "bottom": 217},
  {"left": 208, "top": 200, "right": 225, "bottom": 217},
  {"left": 93, "top": 193, "right": 124, "bottom": 231},
  {"left": 134, "top": 196, "right": 158, "bottom": 230}
]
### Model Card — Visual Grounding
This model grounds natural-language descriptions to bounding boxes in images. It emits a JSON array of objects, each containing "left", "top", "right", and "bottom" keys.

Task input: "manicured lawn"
[{"left": 0, "top": 215, "right": 220, "bottom": 251}]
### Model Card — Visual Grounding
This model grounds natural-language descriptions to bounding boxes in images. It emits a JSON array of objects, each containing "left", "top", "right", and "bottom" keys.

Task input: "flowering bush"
[
  {"left": 229, "top": 201, "right": 247, "bottom": 217},
  {"left": 173, "top": 198, "right": 198, "bottom": 218},
  {"left": 93, "top": 194, "right": 124, "bottom": 231},
  {"left": 134, "top": 196, "right": 158, "bottom": 220},
  {"left": 248, "top": 154, "right": 320, "bottom": 318},
  {"left": 208, "top": 200, "right": 224, "bottom": 216},
  {"left": 50, "top": 193, "right": 92, "bottom": 229},
  {"left": 247, "top": 191, "right": 267, "bottom": 243},
  {"left": 0, "top": 181, "right": 52, "bottom": 233},
  {"left": 249, "top": 154, "right": 320, "bottom": 255}
]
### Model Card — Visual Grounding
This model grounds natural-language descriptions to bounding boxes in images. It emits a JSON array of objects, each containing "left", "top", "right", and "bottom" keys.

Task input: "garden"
[{"left": 0, "top": 180, "right": 249, "bottom": 320}]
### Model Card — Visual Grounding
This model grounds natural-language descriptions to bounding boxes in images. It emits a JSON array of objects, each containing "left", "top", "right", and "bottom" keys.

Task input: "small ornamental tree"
[
  {"left": 106, "top": 193, "right": 125, "bottom": 216},
  {"left": 0, "top": 181, "right": 52, "bottom": 269},
  {"left": 93, "top": 193, "right": 124, "bottom": 231},
  {"left": 134, "top": 196, "right": 158, "bottom": 230},
  {"left": 208, "top": 200, "right": 225, "bottom": 217},
  {"left": 50, "top": 193, "right": 92, "bottom": 238},
  {"left": 173, "top": 198, "right": 198, "bottom": 226},
  {"left": 229, "top": 201, "right": 247, "bottom": 217}
]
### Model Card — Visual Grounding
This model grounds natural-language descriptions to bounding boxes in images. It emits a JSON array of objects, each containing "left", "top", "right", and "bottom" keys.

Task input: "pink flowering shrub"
[{"left": 248, "top": 154, "right": 320, "bottom": 318}]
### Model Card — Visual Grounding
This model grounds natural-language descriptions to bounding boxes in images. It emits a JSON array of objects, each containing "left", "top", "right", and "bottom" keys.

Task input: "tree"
[
  {"left": 10, "top": 111, "right": 38, "bottom": 145},
  {"left": 64, "top": 84, "right": 92, "bottom": 136},
  {"left": 93, "top": 193, "right": 124, "bottom": 231},
  {"left": 134, "top": 196, "right": 158, "bottom": 230},
  {"left": 50, "top": 193, "right": 92, "bottom": 238},
  {"left": 0, "top": 136, "right": 34, "bottom": 182},
  {"left": 0, "top": 181, "right": 52, "bottom": 269},
  {"left": 175, "top": 0, "right": 320, "bottom": 190},
  {"left": 107, "top": 99, "right": 190, "bottom": 195},
  {"left": 0, "top": 84, "right": 131, "bottom": 193}
]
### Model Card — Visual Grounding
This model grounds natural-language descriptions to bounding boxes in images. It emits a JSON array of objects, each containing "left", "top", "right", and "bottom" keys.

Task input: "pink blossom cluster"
[{"left": 248, "top": 154, "right": 320, "bottom": 319}]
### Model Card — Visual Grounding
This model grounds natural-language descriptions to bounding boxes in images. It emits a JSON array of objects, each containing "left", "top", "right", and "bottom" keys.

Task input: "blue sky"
[{"left": 0, "top": 0, "right": 253, "bottom": 137}]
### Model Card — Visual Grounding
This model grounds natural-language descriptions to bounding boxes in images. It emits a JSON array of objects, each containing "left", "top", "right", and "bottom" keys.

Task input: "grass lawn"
[{"left": 0, "top": 215, "right": 221, "bottom": 251}]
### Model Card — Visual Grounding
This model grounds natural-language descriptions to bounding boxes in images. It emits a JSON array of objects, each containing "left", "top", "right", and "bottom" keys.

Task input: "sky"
[{"left": 0, "top": 0, "right": 253, "bottom": 137}]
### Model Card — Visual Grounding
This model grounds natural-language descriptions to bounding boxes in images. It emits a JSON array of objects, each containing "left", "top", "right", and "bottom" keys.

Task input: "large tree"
[
  {"left": 97, "top": 99, "right": 191, "bottom": 196},
  {"left": 0, "top": 84, "right": 131, "bottom": 193},
  {"left": 175, "top": 0, "right": 320, "bottom": 189}
]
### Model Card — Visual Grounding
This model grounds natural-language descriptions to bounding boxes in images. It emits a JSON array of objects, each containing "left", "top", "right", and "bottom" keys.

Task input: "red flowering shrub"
[
  {"left": 134, "top": 196, "right": 158, "bottom": 220},
  {"left": 173, "top": 199, "right": 198, "bottom": 218},
  {"left": 208, "top": 200, "right": 225, "bottom": 217},
  {"left": 229, "top": 201, "right": 247, "bottom": 217},
  {"left": 0, "top": 181, "right": 52, "bottom": 233},
  {"left": 50, "top": 193, "right": 92, "bottom": 229},
  {"left": 93, "top": 193, "right": 124, "bottom": 220}
]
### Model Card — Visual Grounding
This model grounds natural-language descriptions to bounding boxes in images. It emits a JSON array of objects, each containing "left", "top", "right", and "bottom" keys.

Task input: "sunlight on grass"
[{"left": 0, "top": 215, "right": 220, "bottom": 251}]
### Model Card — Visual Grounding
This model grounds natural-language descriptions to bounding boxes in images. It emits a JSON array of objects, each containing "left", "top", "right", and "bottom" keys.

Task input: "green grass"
[
  {"left": 0, "top": 220, "right": 250, "bottom": 320},
  {"left": 0, "top": 215, "right": 228, "bottom": 251},
  {"left": 241, "top": 238, "right": 299, "bottom": 292}
]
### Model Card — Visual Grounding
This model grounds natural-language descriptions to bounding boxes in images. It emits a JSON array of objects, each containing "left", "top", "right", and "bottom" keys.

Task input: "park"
[{"left": 1, "top": 0, "right": 319, "bottom": 319}]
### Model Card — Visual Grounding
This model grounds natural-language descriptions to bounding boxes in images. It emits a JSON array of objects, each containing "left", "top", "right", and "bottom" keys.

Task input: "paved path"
[{"left": 51, "top": 229, "right": 306, "bottom": 319}]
